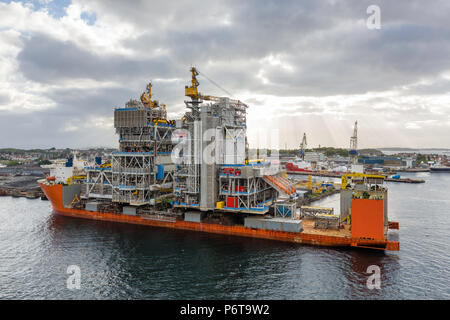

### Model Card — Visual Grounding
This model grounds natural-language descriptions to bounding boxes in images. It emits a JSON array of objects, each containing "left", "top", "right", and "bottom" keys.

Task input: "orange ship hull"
[{"left": 39, "top": 182, "right": 399, "bottom": 251}]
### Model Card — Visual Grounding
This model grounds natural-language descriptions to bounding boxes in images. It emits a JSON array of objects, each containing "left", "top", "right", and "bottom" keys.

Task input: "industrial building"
[
  {"left": 39, "top": 67, "right": 399, "bottom": 251},
  {"left": 82, "top": 83, "right": 176, "bottom": 207},
  {"left": 173, "top": 68, "right": 295, "bottom": 214},
  {"left": 79, "top": 68, "right": 297, "bottom": 217},
  {"left": 358, "top": 156, "right": 415, "bottom": 167}
]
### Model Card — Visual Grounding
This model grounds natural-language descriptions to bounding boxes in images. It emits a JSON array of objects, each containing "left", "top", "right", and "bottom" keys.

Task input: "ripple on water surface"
[{"left": 1, "top": 173, "right": 450, "bottom": 299}]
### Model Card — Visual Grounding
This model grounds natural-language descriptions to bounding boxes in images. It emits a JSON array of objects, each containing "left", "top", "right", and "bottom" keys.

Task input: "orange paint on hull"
[
  {"left": 39, "top": 182, "right": 399, "bottom": 251},
  {"left": 351, "top": 199, "right": 385, "bottom": 241}
]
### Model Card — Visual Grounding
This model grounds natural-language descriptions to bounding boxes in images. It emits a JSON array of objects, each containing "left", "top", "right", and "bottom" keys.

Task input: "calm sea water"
[{"left": 1, "top": 172, "right": 449, "bottom": 300}]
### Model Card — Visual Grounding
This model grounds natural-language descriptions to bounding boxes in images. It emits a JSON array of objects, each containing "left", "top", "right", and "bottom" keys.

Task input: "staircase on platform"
[{"left": 263, "top": 174, "right": 297, "bottom": 197}]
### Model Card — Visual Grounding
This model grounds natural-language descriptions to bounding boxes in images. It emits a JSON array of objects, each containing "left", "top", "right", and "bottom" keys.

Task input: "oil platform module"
[{"left": 38, "top": 67, "right": 399, "bottom": 251}]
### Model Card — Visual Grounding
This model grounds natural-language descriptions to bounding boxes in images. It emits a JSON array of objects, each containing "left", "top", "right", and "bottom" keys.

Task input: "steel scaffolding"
[
  {"left": 173, "top": 96, "right": 278, "bottom": 212},
  {"left": 83, "top": 85, "right": 176, "bottom": 206}
]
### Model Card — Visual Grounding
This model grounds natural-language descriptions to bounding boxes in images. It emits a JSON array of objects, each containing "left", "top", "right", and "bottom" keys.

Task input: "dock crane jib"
[
  {"left": 140, "top": 82, "right": 160, "bottom": 109},
  {"left": 349, "top": 121, "right": 358, "bottom": 165},
  {"left": 299, "top": 133, "right": 307, "bottom": 160},
  {"left": 185, "top": 67, "right": 200, "bottom": 99},
  {"left": 184, "top": 66, "right": 248, "bottom": 108}
]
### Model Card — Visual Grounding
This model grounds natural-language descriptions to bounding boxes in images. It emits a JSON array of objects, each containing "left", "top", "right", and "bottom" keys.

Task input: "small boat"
[
  {"left": 285, "top": 159, "right": 314, "bottom": 173},
  {"left": 430, "top": 164, "right": 450, "bottom": 172}
]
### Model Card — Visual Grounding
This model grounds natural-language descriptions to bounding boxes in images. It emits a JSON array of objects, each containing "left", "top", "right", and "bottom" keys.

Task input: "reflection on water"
[{"left": 0, "top": 171, "right": 449, "bottom": 299}]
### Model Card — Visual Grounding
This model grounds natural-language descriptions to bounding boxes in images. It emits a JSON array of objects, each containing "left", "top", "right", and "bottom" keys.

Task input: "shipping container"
[
  {"left": 244, "top": 217, "right": 303, "bottom": 233},
  {"left": 351, "top": 199, "right": 385, "bottom": 240},
  {"left": 185, "top": 211, "right": 202, "bottom": 223},
  {"left": 85, "top": 202, "right": 98, "bottom": 212},
  {"left": 226, "top": 197, "right": 238, "bottom": 208},
  {"left": 123, "top": 206, "right": 137, "bottom": 215}
]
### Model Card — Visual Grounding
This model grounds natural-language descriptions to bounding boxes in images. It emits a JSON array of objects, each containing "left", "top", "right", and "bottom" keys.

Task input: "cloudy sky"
[{"left": 1, "top": 0, "right": 449, "bottom": 150}]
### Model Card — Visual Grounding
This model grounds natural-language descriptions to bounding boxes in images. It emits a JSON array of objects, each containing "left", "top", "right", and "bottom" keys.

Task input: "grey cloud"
[
  {"left": 45, "top": 87, "right": 137, "bottom": 117},
  {"left": 0, "top": 93, "right": 11, "bottom": 105},
  {"left": 18, "top": 1, "right": 450, "bottom": 97},
  {"left": 0, "top": 112, "right": 115, "bottom": 149},
  {"left": 4, "top": 0, "right": 450, "bottom": 148},
  {"left": 402, "top": 79, "right": 450, "bottom": 95},
  {"left": 294, "top": 104, "right": 319, "bottom": 114},
  {"left": 17, "top": 33, "right": 179, "bottom": 84},
  {"left": 0, "top": 82, "right": 189, "bottom": 148}
]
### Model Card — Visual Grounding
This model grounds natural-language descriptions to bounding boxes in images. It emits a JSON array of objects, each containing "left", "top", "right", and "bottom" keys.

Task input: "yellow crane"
[
  {"left": 140, "top": 82, "right": 166, "bottom": 112},
  {"left": 67, "top": 175, "right": 86, "bottom": 185},
  {"left": 140, "top": 82, "right": 156, "bottom": 108},
  {"left": 341, "top": 172, "right": 385, "bottom": 190},
  {"left": 100, "top": 162, "right": 111, "bottom": 168},
  {"left": 185, "top": 67, "right": 200, "bottom": 99},
  {"left": 306, "top": 175, "right": 328, "bottom": 194},
  {"left": 184, "top": 67, "right": 247, "bottom": 106},
  {"left": 244, "top": 158, "right": 266, "bottom": 165}
]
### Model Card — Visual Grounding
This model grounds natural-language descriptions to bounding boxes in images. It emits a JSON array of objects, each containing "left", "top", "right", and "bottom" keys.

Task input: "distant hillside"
[
  {"left": 379, "top": 147, "right": 450, "bottom": 151},
  {"left": 358, "top": 149, "right": 384, "bottom": 156},
  {"left": 0, "top": 147, "right": 116, "bottom": 154},
  {"left": 268, "top": 147, "right": 386, "bottom": 157},
  {"left": 0, "top": 148, "right": 51, "bottom": 154},
  {"left": 306, "top": 147, "right": 349, "bottom": 157}
]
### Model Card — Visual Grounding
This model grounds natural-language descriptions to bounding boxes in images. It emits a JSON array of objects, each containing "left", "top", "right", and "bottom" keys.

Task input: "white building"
[{"left": 304, "top": 152, "right": 326, "bottom": 162}]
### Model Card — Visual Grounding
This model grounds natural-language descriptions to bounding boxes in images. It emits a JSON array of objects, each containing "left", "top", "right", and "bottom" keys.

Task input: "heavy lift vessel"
[{"left": 38, "top": 68, "right": 399, "bottom": 251}]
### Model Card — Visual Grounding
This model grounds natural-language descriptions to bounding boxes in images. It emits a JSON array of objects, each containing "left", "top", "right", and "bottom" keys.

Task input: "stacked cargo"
[
  {"left": 313, "top": 214, "right": 340, "bottom": 230},
  {"left": 244, "top": 217, "right": 303, "bottom": 233},
  {"left": 226, "top": 197, "right": 238, "bottom": 208}
]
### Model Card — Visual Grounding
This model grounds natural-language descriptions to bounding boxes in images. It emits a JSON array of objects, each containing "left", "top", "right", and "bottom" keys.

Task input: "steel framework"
[{"left": 82, "top": 85, "right": 176, "bottom": 206}]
